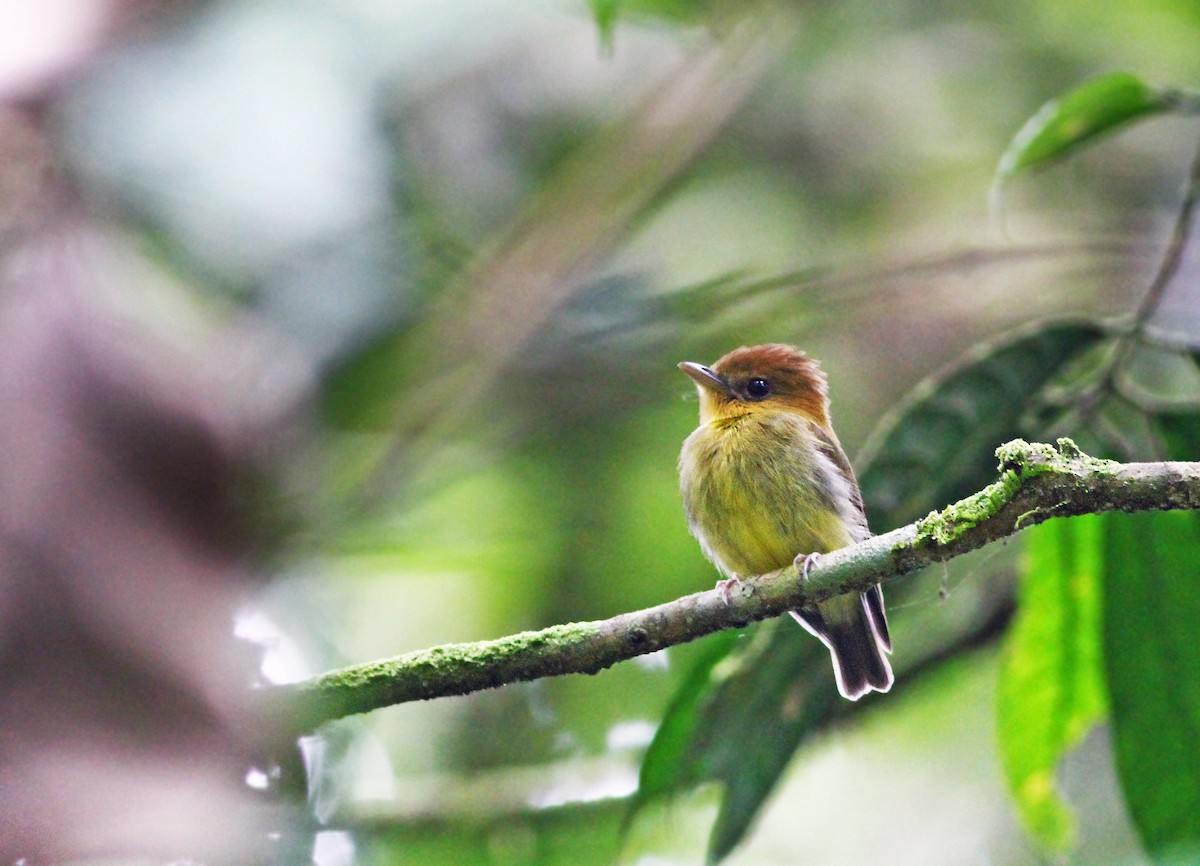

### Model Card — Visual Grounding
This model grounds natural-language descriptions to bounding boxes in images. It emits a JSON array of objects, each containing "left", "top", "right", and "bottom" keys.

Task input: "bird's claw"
[
  {"left": 794, "top": 551, "right": 822, "bottom": 581},
  {"left": 715, "top": 576, "right": 752, "bottom": 605}
]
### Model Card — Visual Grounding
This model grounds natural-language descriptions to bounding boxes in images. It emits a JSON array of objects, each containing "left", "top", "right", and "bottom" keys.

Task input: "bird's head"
[{"left": 679, "top": 343, "right": 830, "bottom": 427}]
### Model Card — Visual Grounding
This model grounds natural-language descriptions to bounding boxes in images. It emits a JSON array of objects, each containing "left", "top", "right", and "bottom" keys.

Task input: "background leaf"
[
  {"left": 996, "top": 515, "right": 1107, "bottom": 850},
  {"left": 995, "top": 72, "right": 1181, "bottom": 180},
  {"left": 632, "top": 628, "right": 741, "bottom": 804},
  {"left": 859, "top": 318, "right": 1110, "bottom": 531},
  {"left": 1103, "top": 510, "right": 1200, "bottom": 864}
]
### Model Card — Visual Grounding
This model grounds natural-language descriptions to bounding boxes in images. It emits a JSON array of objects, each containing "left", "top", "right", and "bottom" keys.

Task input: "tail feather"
[
  {"left": 864, "top": 583, "right": 891, "bottom": 653},
  {"left": 790, "top": 587, "right": 893, "bottom": 701}
]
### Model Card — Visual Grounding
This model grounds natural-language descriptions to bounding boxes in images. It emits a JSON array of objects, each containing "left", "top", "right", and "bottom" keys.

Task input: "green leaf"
[
  {"left": 996, "top": 72, "right": 1177, "bottom": 180},
  {"left": 630, "top": 617, "right": 839, "bottom": 863},
  {"left": 1103, "top": 511, "right": 1200, "bottom": 864},
  {"left": 586, "top": 0, "right": 744, "bottom": 45},
  {"left": 996, "top": 515, "right": 1107, "bottom": 850},
  {"left": 695, "top": 629, "right": 836, "bottom": 863},
  {"left": 858, "top": 319, "right": 1110, "bottom": 531},
  {"left": 590, "top": 0, "right": 620, "bottom": 49},
  {"left": 632, "top": 629, "right": 741, "bottom": 805},
  {"left": 1154, "top": 399, "right": 1200, "bottom": 460}
]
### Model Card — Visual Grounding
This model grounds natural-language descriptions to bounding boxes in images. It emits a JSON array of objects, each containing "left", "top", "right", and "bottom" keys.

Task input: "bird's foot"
[
  {"left": 794, "top": 551, "right": 822, "bottom": 581},
  {"left": 715, "top": 576, "right": 753, "bottom": 605}
]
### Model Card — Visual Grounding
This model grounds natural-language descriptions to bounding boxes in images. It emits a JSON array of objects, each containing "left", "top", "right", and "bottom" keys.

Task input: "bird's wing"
[
  {"left": 810, "top": 420, "right": 891, "bottom": 650},
  {"left": 810, "top": 421, "right": 869, "bottom": 540}
]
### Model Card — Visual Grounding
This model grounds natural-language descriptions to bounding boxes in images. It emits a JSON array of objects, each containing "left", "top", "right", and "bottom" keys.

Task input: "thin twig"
[
  {"left": 1129, "top": 136, "right": 1200, "bottom": 330},
  {"left": 1069, "top": 135, "right": 1200, "bottom": 428}
]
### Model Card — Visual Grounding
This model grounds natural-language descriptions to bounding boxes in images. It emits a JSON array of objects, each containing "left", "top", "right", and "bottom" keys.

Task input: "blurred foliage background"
[{"left": 5, "top": 0, "right": 1200, "bottom": 863}]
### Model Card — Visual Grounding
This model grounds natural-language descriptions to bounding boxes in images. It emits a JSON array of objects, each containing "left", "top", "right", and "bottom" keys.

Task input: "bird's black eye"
[{"left": 745, "top": 378, "right": 771, "bottom": 400}]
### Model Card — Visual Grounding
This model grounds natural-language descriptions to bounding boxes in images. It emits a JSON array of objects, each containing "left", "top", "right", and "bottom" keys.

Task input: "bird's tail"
[{"left": 790, "top": 585, "right": 893, "bottom": 701}]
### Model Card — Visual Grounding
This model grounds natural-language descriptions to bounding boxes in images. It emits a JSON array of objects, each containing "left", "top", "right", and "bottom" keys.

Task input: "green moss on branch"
[{"left": 257, "top": 440, "right": 1200, "bottom": 736}]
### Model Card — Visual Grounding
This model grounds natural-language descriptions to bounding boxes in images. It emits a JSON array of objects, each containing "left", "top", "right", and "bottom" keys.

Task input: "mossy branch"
[{"left": 258, "top": 439, "right": 1200, "bottom": 736}]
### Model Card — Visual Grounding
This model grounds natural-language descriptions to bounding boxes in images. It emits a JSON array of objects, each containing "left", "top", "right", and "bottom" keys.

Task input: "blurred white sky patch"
[
  {"left": 322, "top": 0, "right": 551, "bottom": 89},
  {"left": 235, "top": 607, "right": 313, "bottom": 685},
  {"left": 59, "top": 1, "right": 409, "bottom": 363},
  {"left": 53, "top": 0, "right": 687, "bottom": 364},
  {"left": 0, "top": 0, "right": 110, "bottom": 100},
  {"left": 63, "top": 4, "right": 389, "bottom": 274},
  {"left": 525, "top": 759, "right": 638, "bottom": 808},
  {"left": 606, "top": 719, "right": 658, "bottom": 752},
  {"left": 58, "top": 0, "right": 557, "bottom": 273},
  {"left": 633, "top": 647, "right": 670, "bottom": 671},
  {"left": 313, "top": 830, "right": 356, "bottom": 866}
]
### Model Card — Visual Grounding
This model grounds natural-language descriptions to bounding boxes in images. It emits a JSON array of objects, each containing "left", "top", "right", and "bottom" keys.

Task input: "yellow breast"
[{"left": 679, "top": 412, "right": 855, "bottom": 577}]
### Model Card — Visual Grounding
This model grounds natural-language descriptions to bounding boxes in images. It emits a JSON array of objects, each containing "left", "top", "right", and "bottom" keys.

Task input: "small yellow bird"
[{"left": 678, "top": 344, "right": 892, "bottom": 700}]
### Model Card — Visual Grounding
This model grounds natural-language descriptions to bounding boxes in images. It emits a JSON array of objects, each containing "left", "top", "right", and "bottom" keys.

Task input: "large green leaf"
[
  {"left": 686, "top": 624, "right": 836, "bottom": 863},
  {"left": 995, "top": 72, "right": 1181, "bottom": 180},
  {"left": 588, "top": 0, "right": 719, "bottom": 36},
  {"left": 634, "top": 318, "right": 1110, "bottom": 862},
  {"left": 632, "top": 629, "right": 742, "bottom": 805},
  {"left": 1103, "top": 511, "right": 1200, "bottom": 864},
  {"left": 858, "top": 318, "right": 1110, "bottom": 531},
  {"left": 590, "top": 0, "right": 621, "bottom": 46},
  {"left": 996, "top": 515, "right": 1106, "bottom": 850}
]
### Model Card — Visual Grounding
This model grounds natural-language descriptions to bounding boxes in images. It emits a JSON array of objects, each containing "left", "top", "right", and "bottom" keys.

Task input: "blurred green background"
[{"left": 8, "top": 0, "right": 1200, "bottom": 863}]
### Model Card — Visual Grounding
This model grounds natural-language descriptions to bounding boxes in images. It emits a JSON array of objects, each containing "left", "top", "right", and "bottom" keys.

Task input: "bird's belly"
[{"left": 680, "top": 424, "right": 854, "bottom": 577}]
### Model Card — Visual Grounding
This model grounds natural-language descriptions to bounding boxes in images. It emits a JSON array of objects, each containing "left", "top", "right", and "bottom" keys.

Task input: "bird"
[{"left": 677, "top": 343, "right": 893, "bottom": 700}]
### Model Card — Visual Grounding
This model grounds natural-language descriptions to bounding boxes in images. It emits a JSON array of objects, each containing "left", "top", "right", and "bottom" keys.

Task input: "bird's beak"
[{"left": 678, "top": 361, "right": 733, "bottom": 396}]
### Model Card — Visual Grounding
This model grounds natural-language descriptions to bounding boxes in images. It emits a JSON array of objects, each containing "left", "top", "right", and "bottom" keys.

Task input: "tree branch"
[{"left": 258, "top": 439, "right": 1200, "bottom": 736}]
